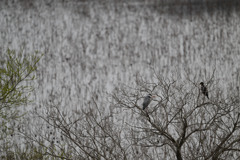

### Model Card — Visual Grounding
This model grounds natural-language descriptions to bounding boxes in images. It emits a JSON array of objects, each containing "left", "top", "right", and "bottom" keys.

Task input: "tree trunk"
[{"left": 176, "top": 149, "right": 183, "bottom": 160}]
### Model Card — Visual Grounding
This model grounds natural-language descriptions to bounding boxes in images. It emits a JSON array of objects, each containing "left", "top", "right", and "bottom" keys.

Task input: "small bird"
[
  {"left": 200, "top": 82, "right": 209, "bottom": 99},
  {"left": 142, "top": 94, "right": 154, "bottom": 110}
]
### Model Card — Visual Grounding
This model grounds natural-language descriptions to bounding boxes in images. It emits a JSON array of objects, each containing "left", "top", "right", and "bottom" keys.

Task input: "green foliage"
[
  {"left": 0, "top": 49, "right": 42, "bottom": 106},
  {"left": 8, "top": 143, "right": 71, "bottom": 160},
  {"left": 0, "top": 48, "right": 43, "bottom": 154}
]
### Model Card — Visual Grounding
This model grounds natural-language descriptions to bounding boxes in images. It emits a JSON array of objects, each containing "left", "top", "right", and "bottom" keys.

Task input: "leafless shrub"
[
  {"left": 23, "top": 97, "right": 129, "bottom": 160},
  {"left": 21, "top": 70, "right": 240, "bottom": 160}
]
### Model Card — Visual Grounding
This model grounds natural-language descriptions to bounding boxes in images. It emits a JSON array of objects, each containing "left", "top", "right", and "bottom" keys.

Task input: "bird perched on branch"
[
  {"left": 200, "top": 82, "right": 209, "bottom": 99},
  {"left": 142, "top": 94, "right": 154, "bottom": 110}
]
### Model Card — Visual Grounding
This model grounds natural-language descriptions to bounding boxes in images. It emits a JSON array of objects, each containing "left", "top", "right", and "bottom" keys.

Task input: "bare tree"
[{"left": 112, "top": 71, "right": 240, "bottom": 160}]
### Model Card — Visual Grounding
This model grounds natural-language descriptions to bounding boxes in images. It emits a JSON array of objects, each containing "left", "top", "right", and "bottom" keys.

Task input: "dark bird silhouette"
[
  {"left": 200, "top": 82, "right": 209, "bottom": 99},
  {"left": 143, "top": 94, "right": 153, "bottom": 110}
]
